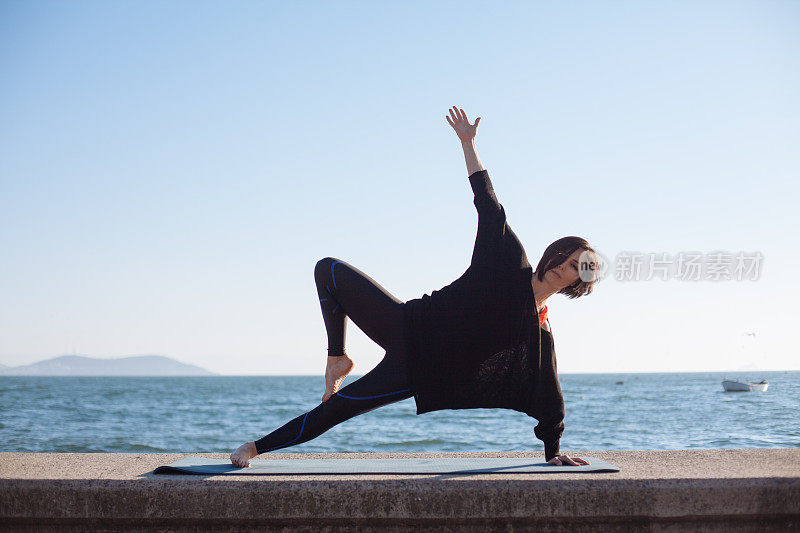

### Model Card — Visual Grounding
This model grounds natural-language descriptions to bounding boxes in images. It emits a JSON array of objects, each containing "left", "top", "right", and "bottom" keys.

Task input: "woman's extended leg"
[
  {"left": 314, "top": 257, "right": 405, "bottom": 401},
  {"left": 230, "top": 346, "right": 412, "bottom": 466},
  {"left": 229, "top": 257, "right": 410, "bottom": 467}
]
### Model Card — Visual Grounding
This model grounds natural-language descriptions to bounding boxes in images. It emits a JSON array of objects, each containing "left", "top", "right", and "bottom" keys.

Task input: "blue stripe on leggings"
[
  {"left": 332, "top": 304, "right": 339, "bottom": 313},
  {"left": 319, "top": 298, "right": 328, "bottom": 302},
  {"left": 334, "top": 388, "right": 411, "bottom": 400},
  {"left": 331, "top": 260, "right": 343, "bottom": 289},
  {"left": 262, "top": 411, "right": 310, "bottom": 453}
]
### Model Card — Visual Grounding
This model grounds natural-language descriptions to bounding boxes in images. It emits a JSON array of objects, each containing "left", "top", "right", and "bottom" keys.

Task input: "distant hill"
[{"left": 0, "top": 355, "right": 216, "bottom": 376}]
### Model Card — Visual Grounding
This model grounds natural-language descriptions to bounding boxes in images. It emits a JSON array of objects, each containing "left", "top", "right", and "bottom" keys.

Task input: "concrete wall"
[{"left": 1, "top": 449, "right": 798, "bottom": 532}]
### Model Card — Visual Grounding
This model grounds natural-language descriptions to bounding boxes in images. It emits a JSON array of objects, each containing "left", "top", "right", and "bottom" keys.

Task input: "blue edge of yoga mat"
[{"left": 153, "top": 456, "right": 620, "bottom": 475}]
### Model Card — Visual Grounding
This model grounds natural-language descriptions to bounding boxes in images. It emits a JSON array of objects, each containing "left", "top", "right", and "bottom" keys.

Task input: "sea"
[{"left": 1, "top": 371, "right": 798, "bottom": 454}]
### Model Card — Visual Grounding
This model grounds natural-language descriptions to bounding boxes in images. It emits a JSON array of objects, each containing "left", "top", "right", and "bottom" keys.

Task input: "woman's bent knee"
[{"left": 315, "top": 257, "right": 341, "bottom": 279}]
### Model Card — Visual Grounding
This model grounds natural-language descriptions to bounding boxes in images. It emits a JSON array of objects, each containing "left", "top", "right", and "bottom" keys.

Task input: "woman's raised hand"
[{"left": 446, "top": 106, "right": 481, "bottom": 143}]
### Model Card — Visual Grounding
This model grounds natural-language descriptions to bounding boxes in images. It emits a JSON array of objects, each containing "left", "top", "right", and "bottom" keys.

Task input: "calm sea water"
[{"left": 1, "top": 371, "right": 798, "bottom": 454}]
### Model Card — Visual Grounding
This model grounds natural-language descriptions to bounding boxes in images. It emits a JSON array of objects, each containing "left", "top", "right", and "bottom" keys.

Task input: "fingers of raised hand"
[
  {"left": 449, "top": 107, "right": 460, "bottom": 123},
  {"left": 446, "top": 106, "right": 480, "bottom": 132}
]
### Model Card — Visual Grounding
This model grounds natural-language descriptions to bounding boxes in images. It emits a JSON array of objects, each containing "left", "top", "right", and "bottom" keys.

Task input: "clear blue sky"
[{"left": 1, "top": 1, "right": 798, "bottom": 374}]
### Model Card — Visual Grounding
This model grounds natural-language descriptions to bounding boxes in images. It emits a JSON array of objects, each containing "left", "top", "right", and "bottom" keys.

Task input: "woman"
[{"left": 231, "top": 106, "right": 598, "bottom": 468}]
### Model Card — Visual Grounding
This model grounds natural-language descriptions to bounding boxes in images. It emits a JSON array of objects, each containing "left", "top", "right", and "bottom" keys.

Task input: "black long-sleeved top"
[{"left": 402, "top": 169, "right": 565, "bottom": 461}]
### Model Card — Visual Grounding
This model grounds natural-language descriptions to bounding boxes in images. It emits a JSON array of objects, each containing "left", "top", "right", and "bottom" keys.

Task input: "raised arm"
[
  {"left": 446, "top": 106, "right": 507, "bottom": 270},
  {"left": 446, "top": 106, "right": 498, "bottom": 217}
]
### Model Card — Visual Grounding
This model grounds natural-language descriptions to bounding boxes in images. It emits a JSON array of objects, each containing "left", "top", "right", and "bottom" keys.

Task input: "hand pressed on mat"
[
  {"left": 230, "top": 441, "right": 258, "bottom": 468},
  {"left": 547, "top": 455, "right": 590, "bottom": 466}
]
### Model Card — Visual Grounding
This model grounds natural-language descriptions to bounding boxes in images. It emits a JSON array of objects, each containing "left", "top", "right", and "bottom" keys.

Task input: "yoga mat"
[{"left": 154, "top": 456, "right": 619, "bottom": 475}]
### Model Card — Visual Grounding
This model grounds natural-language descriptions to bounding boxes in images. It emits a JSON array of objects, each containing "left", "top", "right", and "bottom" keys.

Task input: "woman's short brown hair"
[{"left": 534, "top": 236, "right": 598, "bottom": 299}]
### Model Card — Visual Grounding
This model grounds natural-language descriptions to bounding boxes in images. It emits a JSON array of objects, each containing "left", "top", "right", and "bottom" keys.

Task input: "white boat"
[{"left": 722, "top": 379, "right": 769, "bottom": 392}]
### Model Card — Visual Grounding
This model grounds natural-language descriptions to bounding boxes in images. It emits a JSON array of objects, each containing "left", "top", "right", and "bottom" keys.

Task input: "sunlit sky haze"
[{"left": 1, "top": 1, "right": 798, "bottom": 375}]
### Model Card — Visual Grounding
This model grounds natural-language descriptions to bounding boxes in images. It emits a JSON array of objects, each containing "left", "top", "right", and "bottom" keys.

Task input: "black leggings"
[{"left": 254, "top": 257, "right": 413, "bottom": 454}]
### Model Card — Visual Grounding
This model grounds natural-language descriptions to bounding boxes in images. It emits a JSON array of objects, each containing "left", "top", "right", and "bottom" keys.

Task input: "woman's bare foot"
[
  {"left": 322, "top": 354, "right": 355, "bottom": 402},
  {"left": 230, "top": 441, "right": 258, "bottom": 468}
]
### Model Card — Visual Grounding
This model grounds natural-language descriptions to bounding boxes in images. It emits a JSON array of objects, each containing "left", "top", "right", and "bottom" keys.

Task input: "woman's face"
[{"left": 545, "top": 249, "right": 584, "bottom": 289}]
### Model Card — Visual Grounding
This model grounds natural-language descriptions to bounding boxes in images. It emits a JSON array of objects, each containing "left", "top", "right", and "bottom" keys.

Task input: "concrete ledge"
[{"left": 1, "top": 449, "right": 798, "bottom": 532}]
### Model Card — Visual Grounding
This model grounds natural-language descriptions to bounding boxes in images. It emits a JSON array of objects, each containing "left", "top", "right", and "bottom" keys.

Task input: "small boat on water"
[{"left": 722, "top": 378, "right": 769, "bottom": 392}]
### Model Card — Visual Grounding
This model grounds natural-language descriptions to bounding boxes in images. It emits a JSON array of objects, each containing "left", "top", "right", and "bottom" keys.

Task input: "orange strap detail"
[{"left": 538, "top": 305, "right": 548, "bottom": 326}]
